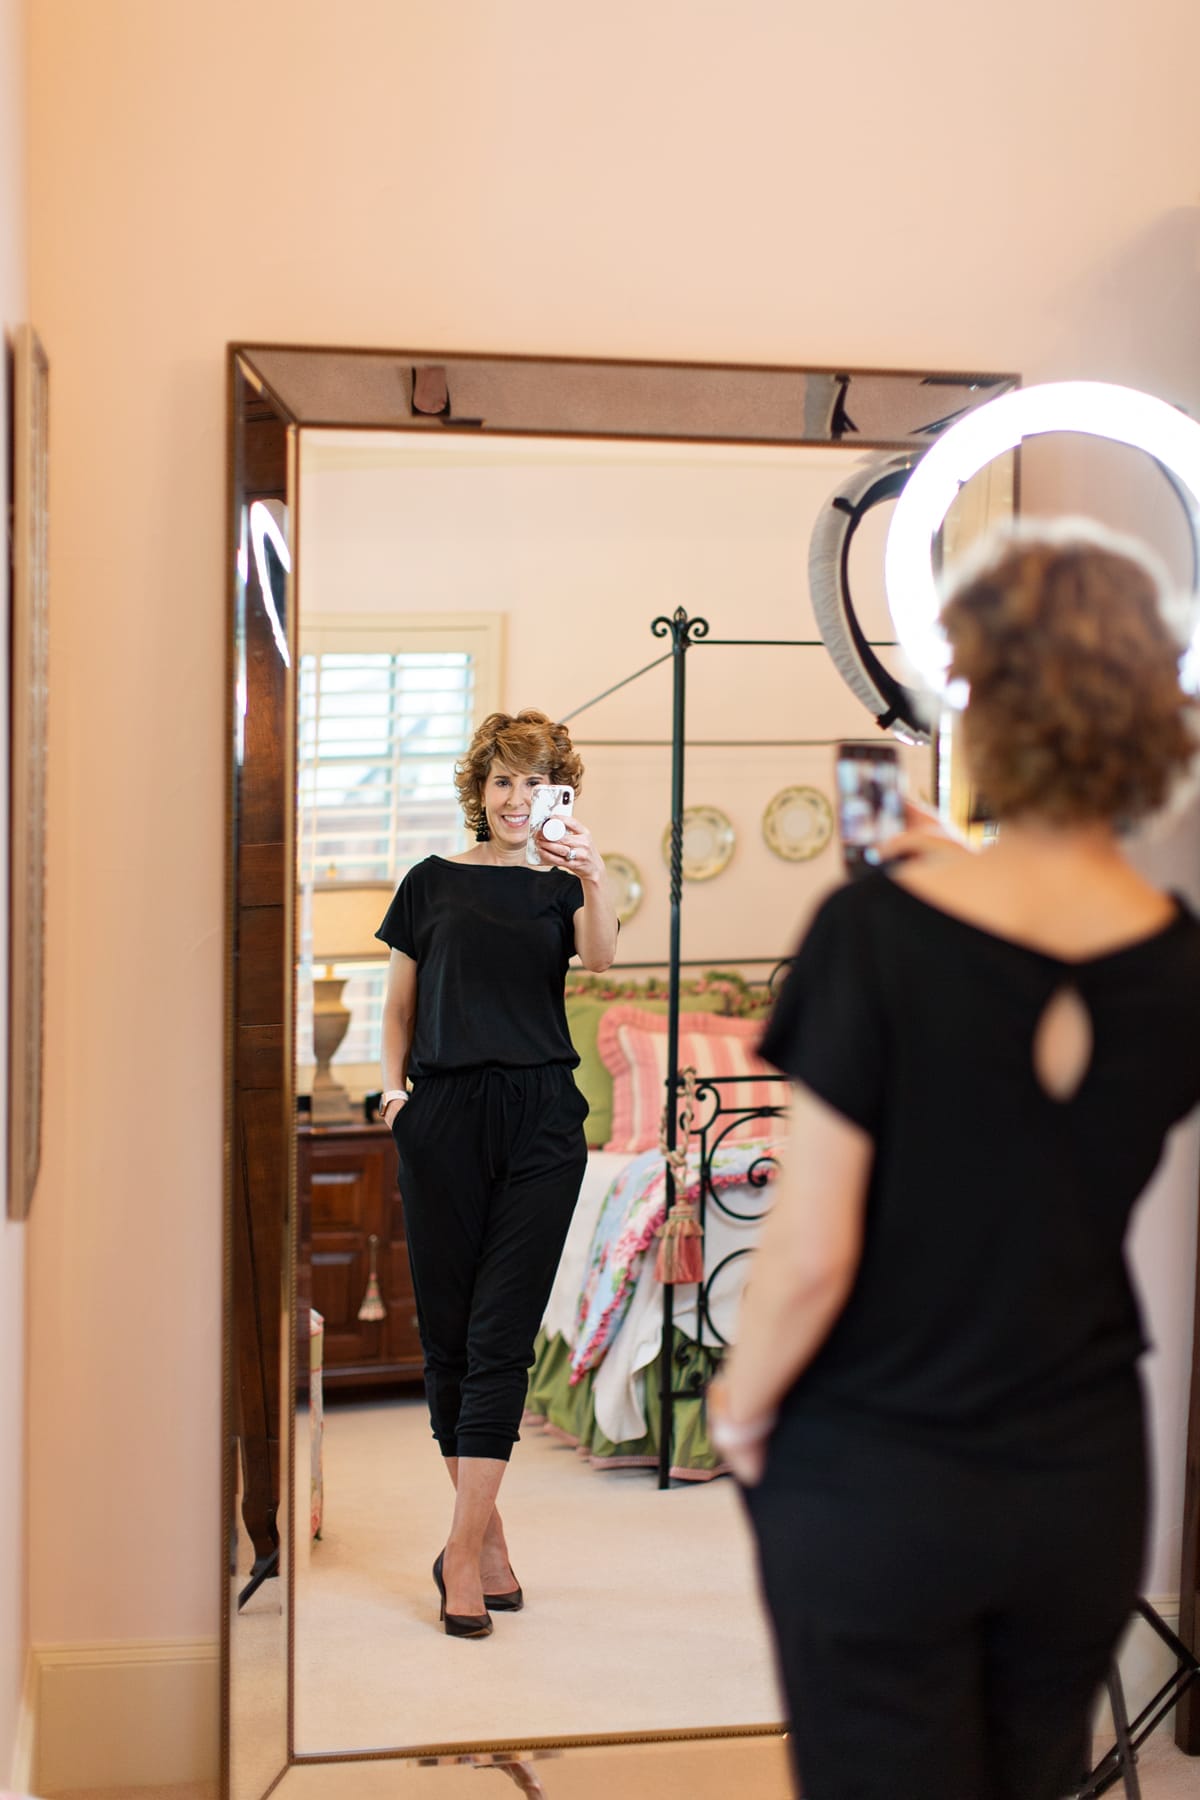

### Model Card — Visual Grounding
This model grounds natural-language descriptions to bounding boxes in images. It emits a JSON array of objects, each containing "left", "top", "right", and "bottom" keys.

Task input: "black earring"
[{"left": 475, "top": 816, "right": 491, "bottom": 842}]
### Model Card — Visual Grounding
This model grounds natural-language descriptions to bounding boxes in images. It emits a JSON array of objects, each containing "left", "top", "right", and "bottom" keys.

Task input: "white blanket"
[{"left": 543, "top": 1148, "right": 770, "bottom": 1447}]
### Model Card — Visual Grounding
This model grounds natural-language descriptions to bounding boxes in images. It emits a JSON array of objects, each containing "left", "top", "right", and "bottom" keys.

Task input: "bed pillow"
[
  {"left": 566, "top": 988, "right": 726, "bottom": 1148},
  {"left": 596, "top": 1006, "right": 789, "bottom": 1154}
]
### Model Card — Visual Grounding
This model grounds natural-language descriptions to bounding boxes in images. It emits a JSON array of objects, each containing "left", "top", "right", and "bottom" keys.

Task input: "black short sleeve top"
[
  {"left": 375, "top": 855, "right": 586, "bottom": 1077},
  {"left": 759, "top": 874, "right": 1200, "bottom": 1442}
]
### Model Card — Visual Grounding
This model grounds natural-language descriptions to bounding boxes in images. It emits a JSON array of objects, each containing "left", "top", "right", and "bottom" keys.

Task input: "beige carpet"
[{"left": 293, "top": 1396, "right": 783, "bottom": 1752}]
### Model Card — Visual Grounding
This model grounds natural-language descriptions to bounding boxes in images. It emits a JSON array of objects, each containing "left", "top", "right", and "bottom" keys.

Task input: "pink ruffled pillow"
[{"left": 596, "top": 1005, "right": 788, "bottom": 1154}]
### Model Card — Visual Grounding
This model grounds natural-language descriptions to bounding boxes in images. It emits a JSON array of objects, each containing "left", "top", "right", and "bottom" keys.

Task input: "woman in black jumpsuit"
[
  {"left": 376, "top": 710, "right": 617, "bottom": 1637},
  {"left": 711, "top": 532, "right": 1200, "bottom": 1798}
]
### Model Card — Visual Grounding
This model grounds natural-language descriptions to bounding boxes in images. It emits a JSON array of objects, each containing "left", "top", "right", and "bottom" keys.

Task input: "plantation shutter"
[
  {"left": 297, "top": 649, "right": 475, "bottom": 889},
  {"left": 295, "top": 616, "right": 502, "bottom": 1072}
]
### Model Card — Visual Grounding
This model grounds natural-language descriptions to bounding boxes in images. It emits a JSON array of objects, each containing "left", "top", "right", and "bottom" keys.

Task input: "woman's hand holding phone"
[
  {"left": 837, "top": 742, "right": 973, "bottom": 878},
  {"left": 536, "top": 813, "right": 603, "bottom": 882},
  {"left": 875, "top": 797, "right": 974, "bottom": 865},
  {"left": 836, "top": 742, "right": 905, "bottom": 879},
  {"left": 526, "top": 784, "right": 575, "bottom": 868}
]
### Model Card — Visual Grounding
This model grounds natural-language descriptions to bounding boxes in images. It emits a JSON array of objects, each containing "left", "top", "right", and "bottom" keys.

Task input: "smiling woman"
[{"left": 373, "top": 706, "right": 616, "bottom": 1634}]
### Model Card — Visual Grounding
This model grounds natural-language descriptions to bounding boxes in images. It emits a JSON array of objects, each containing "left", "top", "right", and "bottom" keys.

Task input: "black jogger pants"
[
  {"left": 391, "top": 1063, "right": 588, "bottom": 1461},
  {"left": 744, "top": 1393, "right": 1147, "bottom": 1800}
]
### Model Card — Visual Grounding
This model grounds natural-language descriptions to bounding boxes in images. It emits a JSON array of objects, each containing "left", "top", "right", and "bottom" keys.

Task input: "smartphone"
[
  {"left": 835, "top": 742, "right": 905, "bottom": 880},
  {"left": 525, "top": 783, "right": 575, "bottom": 868}
]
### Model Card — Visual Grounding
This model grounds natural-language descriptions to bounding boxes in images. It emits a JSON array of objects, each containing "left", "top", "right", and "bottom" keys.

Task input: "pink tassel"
[{"left": 655, "top": 1197, "right": 704, "bottom": 1284}]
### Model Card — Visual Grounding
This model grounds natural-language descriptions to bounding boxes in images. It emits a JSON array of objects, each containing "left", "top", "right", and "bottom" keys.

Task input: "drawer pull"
[{"left": 357, "top": 1234, "right": 387, "bottom": 1323}]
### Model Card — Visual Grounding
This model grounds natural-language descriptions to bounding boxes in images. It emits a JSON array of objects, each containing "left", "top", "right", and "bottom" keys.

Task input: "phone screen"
[{"left": 836, "top": 743, "right": 905, "bottom": 879}]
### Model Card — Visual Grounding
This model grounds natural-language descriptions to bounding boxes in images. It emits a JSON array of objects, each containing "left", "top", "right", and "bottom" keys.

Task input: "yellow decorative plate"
[
  {"left": 604, "top": 853, "right": 644, "bottom": 923},
  {"left": 661, "top": 806, "right": 736, "bottom": 881},
  {"left": 762, "top": 785, "right": 834, "bottom": 862}
]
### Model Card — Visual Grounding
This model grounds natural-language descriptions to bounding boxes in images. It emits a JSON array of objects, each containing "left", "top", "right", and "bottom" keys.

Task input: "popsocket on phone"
[{"left": 526, "top": 785, "right": 575, "bottom": 867}]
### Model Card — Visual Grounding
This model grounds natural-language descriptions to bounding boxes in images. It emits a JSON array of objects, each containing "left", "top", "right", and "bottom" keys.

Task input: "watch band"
[{"left": 379, "top": 1089, "right": 408, "bottom": 1118}]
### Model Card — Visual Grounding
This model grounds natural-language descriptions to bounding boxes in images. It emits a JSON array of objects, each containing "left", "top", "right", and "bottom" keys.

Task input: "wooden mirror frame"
[{"left": 228, "top": 346, "right": 1200, "bottom": 1799}]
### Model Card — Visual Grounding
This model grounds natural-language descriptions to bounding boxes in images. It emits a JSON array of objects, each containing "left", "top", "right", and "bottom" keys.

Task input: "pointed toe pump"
[
  {"left": 483, "top": 1578, "right": 524, "bottom": 1612},
  {"left": 432, "top": 1550, "right": 493, "bottom": 1639}
]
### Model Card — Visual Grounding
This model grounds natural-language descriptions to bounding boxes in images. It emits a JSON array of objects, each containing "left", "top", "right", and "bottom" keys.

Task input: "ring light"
[
  {"left": 883, "top": 381, "right": 1200, "bottom": 702},
  {"left": 249, "top": 499, "right": 292, "bottom": 668},
  {"left": 808, "top": 454, "right": 928, "bottom": 743}
]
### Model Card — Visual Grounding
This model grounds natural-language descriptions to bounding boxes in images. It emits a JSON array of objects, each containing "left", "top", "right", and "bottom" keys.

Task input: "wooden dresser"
[{"left": 296, "top": 1121, "right": 424, "bottom": 1390}]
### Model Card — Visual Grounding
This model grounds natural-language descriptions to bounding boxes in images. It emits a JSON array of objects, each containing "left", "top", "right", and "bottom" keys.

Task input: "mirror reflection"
[
  {"left": 288, "top": 429, "right": 954, "bottom": 1752},
  {"left": 226, "top": 354, "right": 1027, "bottom": 1799}
]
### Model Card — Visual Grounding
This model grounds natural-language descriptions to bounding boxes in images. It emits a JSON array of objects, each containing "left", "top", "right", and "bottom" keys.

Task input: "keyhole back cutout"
[{"left": 1031, "top": 984, "right": 1094, "bottom": 1103}]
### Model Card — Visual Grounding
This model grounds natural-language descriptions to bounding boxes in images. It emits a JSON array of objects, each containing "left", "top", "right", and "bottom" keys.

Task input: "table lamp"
[{"left": 308, "top": 880, "right": 392, "bottom": 1125}]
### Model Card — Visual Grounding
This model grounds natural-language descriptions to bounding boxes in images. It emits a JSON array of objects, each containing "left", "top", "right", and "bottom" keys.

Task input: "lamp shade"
[{"left": 309, "top": 880, "right": 393, "bottom": 963}]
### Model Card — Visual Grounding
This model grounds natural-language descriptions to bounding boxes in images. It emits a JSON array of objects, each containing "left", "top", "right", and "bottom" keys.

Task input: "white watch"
[{"left": 379, "top": 1089, "right": 409, "bottom": 1119}]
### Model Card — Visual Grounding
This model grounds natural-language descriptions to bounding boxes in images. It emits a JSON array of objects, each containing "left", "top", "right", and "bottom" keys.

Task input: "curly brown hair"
[
  {"left": 941, "top": 530, "right": 1197, "bottom": 824},
  {"left": 454, "top": 710, "right": 585, "bottom": 836}
]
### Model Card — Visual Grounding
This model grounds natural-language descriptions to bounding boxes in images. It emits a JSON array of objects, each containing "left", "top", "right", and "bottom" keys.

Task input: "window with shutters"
[{"left": 296, "top": 615, "right": 503, "bottom": 1089}]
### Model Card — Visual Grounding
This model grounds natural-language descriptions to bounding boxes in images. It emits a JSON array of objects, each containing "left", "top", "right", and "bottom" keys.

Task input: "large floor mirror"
[{"left": 224, "top": 348, "right": 1032, "bottom": 1799}]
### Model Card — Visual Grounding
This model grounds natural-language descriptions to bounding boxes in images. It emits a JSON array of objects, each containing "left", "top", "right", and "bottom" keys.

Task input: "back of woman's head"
[{"left": 940, "top": 526, "right": 1196, "bottom": 824}]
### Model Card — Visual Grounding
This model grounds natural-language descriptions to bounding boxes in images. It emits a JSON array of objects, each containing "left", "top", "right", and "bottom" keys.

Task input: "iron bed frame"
[{"left": 566, "top": 604, "right": 853, "bottom": 1489}]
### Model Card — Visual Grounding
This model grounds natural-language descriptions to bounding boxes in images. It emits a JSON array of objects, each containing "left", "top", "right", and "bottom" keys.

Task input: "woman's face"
[{"left": 481, "top": 761, "right": 546, "bottom": 848}]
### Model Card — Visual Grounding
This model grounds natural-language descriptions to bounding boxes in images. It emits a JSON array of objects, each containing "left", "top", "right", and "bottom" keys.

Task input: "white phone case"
[{"left": 526, "top": 784, "right": 575, "bottom": 867}]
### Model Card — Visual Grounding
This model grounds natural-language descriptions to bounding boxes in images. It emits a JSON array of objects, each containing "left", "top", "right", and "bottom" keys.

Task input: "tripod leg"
[
  {"left": 237, "top": 1545, "right": 280, "bottom": 1611},
  {"left": 1106, "top": 1665, "right": 1141, "bottom": 1800}
]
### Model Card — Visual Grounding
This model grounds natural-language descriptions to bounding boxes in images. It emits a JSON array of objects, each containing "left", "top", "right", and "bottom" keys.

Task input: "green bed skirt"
[{"left": 523, "top": 1327, "right": 729, "bottom": 1480}]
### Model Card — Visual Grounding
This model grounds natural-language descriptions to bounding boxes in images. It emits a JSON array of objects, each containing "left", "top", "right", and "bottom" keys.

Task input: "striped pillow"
[{"left": 596, "top": 1005, "right": 789, "bottom": 1154}]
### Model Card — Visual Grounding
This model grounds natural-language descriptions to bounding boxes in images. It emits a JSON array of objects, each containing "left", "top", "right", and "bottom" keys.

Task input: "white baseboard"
[
  {"left": 10, "top": 1649, "right": 36, "bottom": 1794},
  {"left": 31, "top": 1637, "right": 219, "bottom": 1793}
]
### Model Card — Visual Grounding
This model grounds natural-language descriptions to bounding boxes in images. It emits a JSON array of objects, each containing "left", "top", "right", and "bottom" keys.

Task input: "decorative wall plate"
[
  {"left": 762, "top": 785, "right": 835, "bottom": 862},
  {"left": 662, "top": 806, "right": 736, "bottom": 881},
  {"left": 604, "top": 853, "right": 644, "bottom": 923}
]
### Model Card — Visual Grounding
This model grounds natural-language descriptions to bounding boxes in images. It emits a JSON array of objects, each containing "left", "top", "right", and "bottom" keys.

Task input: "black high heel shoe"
[
  {"left": 483, "top": 1575, "right": 524, "bottom": 1612},
  {"left": 432, "top": 1551, "right": 492, "bottom": 1639}
]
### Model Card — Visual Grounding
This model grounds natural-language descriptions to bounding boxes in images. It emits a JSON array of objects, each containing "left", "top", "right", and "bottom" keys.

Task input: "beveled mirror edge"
[
  {"left": 225, "top": 347, "right": 301, "bottom": 1800},
  {"left": 283, "top": 421, "right": 301, "bottom": 1765},
  {"left": 235, "top": 340, "right": 1020, "bottom": 445},
  {"left": 223, "top": 343, "right": 1020, "bottom": 1796},
  {"left": 291, "top": 1720, "right": 787, "bottom": 1766},
  {"left": 222, "top": 346, "right": 236, "bottom": 1800},
  {"left": 238, "top": 338, "right": 1018, "bottom": 377},
  {"left": 265, "top": 1730, "right": 794, "bottom": 1800}
]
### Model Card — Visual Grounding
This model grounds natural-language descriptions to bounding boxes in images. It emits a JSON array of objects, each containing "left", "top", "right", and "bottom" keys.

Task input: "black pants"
[
  {"left": 744, "top": 1391, "right": 1147, "bottom": 1800},
  {"left": 392, "top": 1064, "right": 588, "bottom": 1461}
]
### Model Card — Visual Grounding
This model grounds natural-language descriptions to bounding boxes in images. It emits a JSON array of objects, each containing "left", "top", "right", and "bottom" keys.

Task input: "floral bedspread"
[{"left": 568, "top": 1139, "right": 778, "bottom": 1384}]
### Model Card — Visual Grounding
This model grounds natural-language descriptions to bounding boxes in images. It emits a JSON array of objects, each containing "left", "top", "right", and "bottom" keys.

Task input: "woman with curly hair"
[
  {"left": 375, "top": 709, "right": 617, "bottom": 1638},
  {"left": 710, "top": 526, "right": 1200, "bottom": 1799}
]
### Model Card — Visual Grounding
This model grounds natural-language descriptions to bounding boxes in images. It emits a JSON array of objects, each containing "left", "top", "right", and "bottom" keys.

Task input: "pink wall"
[
  {"left": 25, "top": 0, "right": 1200, "bottom": 1668},
  {"left": 0, "top": 0, "right": 24, "bottom": 1768},
  {"left": 298, "top": 440, "right": 927, "bottom": 975}
]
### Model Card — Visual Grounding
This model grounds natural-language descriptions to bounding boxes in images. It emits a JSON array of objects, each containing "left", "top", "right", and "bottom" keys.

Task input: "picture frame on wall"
[{"left": 8, "top": 325, "right": 49, "bottom": 1221}]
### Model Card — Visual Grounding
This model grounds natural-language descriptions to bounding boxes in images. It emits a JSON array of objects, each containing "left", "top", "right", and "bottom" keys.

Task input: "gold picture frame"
[
  {"left": 9, "top": 326, "right": 49, "bottom": 1221},
  {"left": 660, "top": 804, "right": 736, "bottom": 881},
  {"left": 603, "top": 852, "right": 644, "bottom": 922},
  {"left": 762, "top": 784, "right": 835, "bottom": 862}
]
